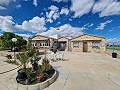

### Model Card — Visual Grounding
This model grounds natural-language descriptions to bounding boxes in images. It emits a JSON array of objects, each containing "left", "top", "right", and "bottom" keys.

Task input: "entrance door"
[{"left": 83, "top": 42, "right": 88, "bottom": 52}]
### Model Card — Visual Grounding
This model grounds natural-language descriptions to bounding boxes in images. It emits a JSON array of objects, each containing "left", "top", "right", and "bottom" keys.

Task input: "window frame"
[
  {"left": 73, "top": 42, "right": 79, "bottom": 48},
  {"left": 92, "top": 42, "right": 100, "bottom": 48}
]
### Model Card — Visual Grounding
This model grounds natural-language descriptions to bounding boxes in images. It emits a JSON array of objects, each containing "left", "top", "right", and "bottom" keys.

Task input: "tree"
[{"left": 0, "top": 32, "right": 27, "bottom": 48}]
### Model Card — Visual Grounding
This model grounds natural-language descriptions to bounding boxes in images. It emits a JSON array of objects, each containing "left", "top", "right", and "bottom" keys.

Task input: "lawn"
[{"left": 107, "top": 46, "right": 120, "bottom": 51}]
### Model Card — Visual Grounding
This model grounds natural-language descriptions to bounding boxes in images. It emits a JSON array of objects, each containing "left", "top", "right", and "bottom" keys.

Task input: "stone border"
[{"left": 16, "top": 68, "right": 58, "bottom": 90}]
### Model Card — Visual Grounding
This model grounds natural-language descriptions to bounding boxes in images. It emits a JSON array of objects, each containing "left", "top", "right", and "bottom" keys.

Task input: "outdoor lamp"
[
  {"left": 12, "top": 38, "right": 17, "bottom": 42},
  {"left": 12, "top": 38, "right": 17, "bottom": 61}
]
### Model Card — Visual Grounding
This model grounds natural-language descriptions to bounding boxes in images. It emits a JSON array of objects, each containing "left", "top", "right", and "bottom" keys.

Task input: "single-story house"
[
  {"left": 71, "top": 34, "right": 106, "bottom": 53},
  {"left": 28, "top": 35, "right": 57, "bottom": 50},
  {"left": 28, "top": 34, "right": 106, "bottom": 53}
]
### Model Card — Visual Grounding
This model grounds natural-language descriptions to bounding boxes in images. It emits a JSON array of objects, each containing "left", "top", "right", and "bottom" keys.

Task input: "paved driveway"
[
  {"left": 1, "top": 52, "right": 120, "bottom": 90},
  {"left": 0, "top": 56, "right": 17, "bottom": 90},
  {"left": 45, "top": 52, "right": 120, "bottom": 90}
]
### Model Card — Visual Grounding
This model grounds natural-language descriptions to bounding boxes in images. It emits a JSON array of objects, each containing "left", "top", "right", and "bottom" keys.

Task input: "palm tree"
[{"left": 17, "top": 52, "right": 30, "bottom": 69}]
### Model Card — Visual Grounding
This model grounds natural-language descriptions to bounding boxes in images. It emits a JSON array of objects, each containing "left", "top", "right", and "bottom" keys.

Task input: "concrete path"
[
  {"left": 45, "top": 52, "right": 120, "bottom": 90},
  {"left": 1, "top": 51, "right": 120, "bottom": 90},
  {"left": 0, "top": 55, "right": 17, "bottom": 90}
]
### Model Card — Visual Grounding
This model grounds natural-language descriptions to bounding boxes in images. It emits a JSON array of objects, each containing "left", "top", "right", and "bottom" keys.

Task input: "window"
[
  {"left": 40, "top": 43, "right": 41, "bottom": 46},
  {"left": 32, "top": 44, "right": 34, "bottom": 47},
  {"left": 48, "top": 43, "right": 50, "bottom": 46},
  {"left": 35, "top": 43, "right": 37, "bottom": 46},
  {"left": 43, "top": 43, "right": 45, "bottom": 46},
  {"left": 45, "top": 43, "right": 47, "bottom": 46},
  {"left": 73, "top": 42, "right": 79, "bottom": 48},
  {"left": 92, "top": 42, "right": 100, "bottom": 48}
]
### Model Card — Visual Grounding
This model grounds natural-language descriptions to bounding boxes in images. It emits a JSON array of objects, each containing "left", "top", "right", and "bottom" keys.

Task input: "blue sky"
[{"left": 0, "top": 0, "right": 120, "bottom": 42}]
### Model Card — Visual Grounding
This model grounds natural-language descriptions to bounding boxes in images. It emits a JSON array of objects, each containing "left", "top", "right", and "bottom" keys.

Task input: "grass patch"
[
  {"left": 107, "top": 46, "right": 120, "bottom": 51},
  {"left": 4, "top": 60, "right": 19, "bottom": 65}
]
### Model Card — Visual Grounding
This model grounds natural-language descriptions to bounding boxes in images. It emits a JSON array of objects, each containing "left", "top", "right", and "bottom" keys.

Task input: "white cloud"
[
  {"left": 84, "top": 23, "right": 89, "bottom": 27},
  {"left": 0, "top": 16, "right": 46, "bottom": 33},
  {"left": 39, "top": 24, "right": 86, "bottom": 37},
  {"left": 70, "top": 0, "right": 94, "bottom": 18},
  {"left": 60, "top": 8, "right": 69, "bottom": 15},
  {"left": 16, "top": 4, "right": 21, "bottom": 9},
  {"left": 70, "top": 0, "right": 120, "bottom": 18},
  {"left": 0, "top": 6, "right": 6, "bottom": 10},
  {"left": 15, "top": 16, "right": 46, "bottom": 33},
  {"left": 96, "top": 20, "right": 112, "bottom": 30},
  {"left": 46, "top": 19, "right": 53, "bottom": 23},
  {"left": 84, "top": 23, "right": 93, "bottom": 27},
  {"left": 88, "top": 23, "right": 93, "bottom": 27},
  {"left": 46, "top": 5, "right": 70, "bottom": 23},
  {"left": 57, "top": 22, "right": 61, "bottom": 25},
  {"left": 52, "top": 13, "right": 59, "bottom": 20},
  {"left": 51, "top": 0, "right": 69, "bottom": 3},
  {"left": 46, "top": 11, "right": 55, "bottom": 19},
  {"left": 69, "top": 18, "right": 72, "bottom": 21},
  {"left": 107, "top": 38, "right": 120, "bottom": 42},
  {"left": 33, "top": 0, "right": 37, "bottom": 7},
  {"left": 46, "top": 5, "right": 59, "bottom": 23},
  {"left": 93, "top": 0, "right": 113, "bottom": 14},
  {"left": 93, "top": 0, "right": 120, "bottom": 17},
  {"left": 49, "top": 5, "right": 58, "bottom": 11},
  {"left": 100, "top": 1, "right": 120, "bottom": 17},
  {"left": 15, "top": 33, "right": 33, "bottom": 40},
  {"left": 0, "top": 16, "right": 16, "bottom": 32},
  {"left": 0, "top": 0, "right": 15, "bottom": 5}
]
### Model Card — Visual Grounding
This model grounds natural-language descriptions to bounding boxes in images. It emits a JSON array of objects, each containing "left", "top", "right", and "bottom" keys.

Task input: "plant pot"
[
  {"left": 25, "top": 78, "right": 31, "bottom": 85},
  {"left": 112, "top": 53, "right": 117, "bottom": 58},
  {"left": 17, "top": 69, "right": 27, "bottom": 81},
  {"left": 46, "top": 70, "right": 51, "bottom": 75}
]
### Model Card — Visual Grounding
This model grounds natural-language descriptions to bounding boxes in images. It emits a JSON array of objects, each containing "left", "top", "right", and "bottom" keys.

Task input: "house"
[
  {"left": 28, "top": 34, "right": 106, "bottom": 53},
  {"left": 71, "top": 34, "right": 106, "bottom": 53},
  {"left": 28, "top": 35, "right": 57, "bottom": 50}
]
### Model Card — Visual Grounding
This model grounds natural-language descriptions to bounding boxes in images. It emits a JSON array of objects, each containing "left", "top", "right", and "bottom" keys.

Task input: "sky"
[{"left": 0, "top": 0, "right": 120, "bottom": 42}]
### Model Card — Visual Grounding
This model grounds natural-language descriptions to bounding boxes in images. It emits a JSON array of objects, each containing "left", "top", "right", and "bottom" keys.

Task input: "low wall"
[
  {"left": 106, "top": 50, "right": 120, "bottom": 59},
  {"left": 17, "top": 69, "right": 58, "bottom": 90}
]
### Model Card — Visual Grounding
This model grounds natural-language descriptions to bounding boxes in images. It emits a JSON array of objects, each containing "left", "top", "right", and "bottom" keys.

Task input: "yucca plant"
[
  {"left": 15, "top": 52, "right": 30, "bottom": 82},
  {"left": 16, "top": 52, "right": 30, "bottom": 69},
  {"left": 27, "top": 46, "right": 35, "bottom": 57}
]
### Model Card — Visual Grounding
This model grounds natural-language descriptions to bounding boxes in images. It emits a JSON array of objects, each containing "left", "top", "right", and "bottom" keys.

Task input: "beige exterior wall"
[
  {"left": 29, "top": 34, "right": 106, "bottom": 53},
  {"left": 71, "top": 34, "right": 106, "bottom": 53},
  {"left": 71, "top": 42, "right": 82, "bottom": 52},
  {"left": 29, "top": 35, "right": 54, "bottom": 50}
]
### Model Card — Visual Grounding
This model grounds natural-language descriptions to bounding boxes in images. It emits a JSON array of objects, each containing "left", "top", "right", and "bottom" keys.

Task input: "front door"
[{"left": 83, "top": 42, "right": 88, "bottom": 52}]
